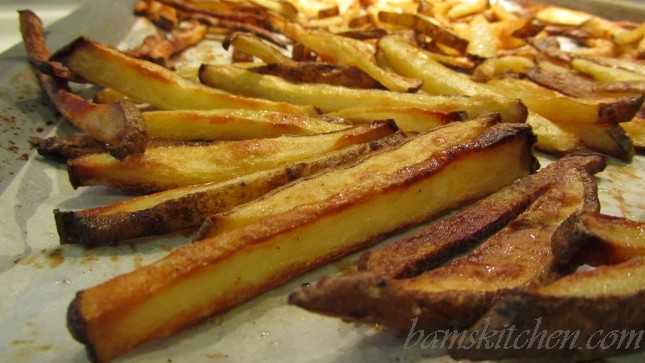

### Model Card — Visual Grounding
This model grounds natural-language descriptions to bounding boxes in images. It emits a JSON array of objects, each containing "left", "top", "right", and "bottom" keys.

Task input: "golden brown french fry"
[
  {"left": 377, "top": 12, "right": 468, "bottom": 53},
  {"left": 290, "top": 166, "right": 600, "bottom": 331},
  {"left": 622, "top": 118, "right": 645, "bottom": 152},
  {"left": 535, "top": 5, "right": 592, "bottom": 26},
  {"left": 472, "top": 56, "right": 536, "bottom": 82},
  {"left": 67, "top": 122, "right": 536, "bottom": 363},
  {"left": 613, "top": 21, "right": 645, "bottom": 45},
  {"left": 198, "top": 64, "right": 529, "bottom": 123},
  {"left": 559, "top": 122, "right": 635, "bottom": 161},
  {"left": 201, "top": 116, "right": 502, "bottom": 237},
  {"left": 326, "top": 106, "right": 465, "bottom": 133},
  {"left": 127, "top": 21, "right": 207, "bottom": 64},
  {"left": 572, "top": 58, "right": 645, "bottom": 82},
  {"left": 55, "top": 132, "right": 405, "bottom": 246},
  {"left": 222, "top": 32, "right": 293, "bottom": 64},
  {"left": 52, "top": 37, "right": 316, "bottom": 115},
  {"left": 67, "top": 121, "right": 397, "bottom": 192},
  {"left": 447, "top": 0, "right": 487, "bottom": 19},
  {"left": 552, "top": 211, "right": 645, "bottom": 266},
  {"left": 295, "top": 30, "right": 423, "bottom": 92},
  {"left": 248, "top": 62, "right": 382, "bottom": 89},
  {"left": 466, "top": 14, "right": 497, "bottom": 60},
  {"left": 143, "top": 109, "right": 348, "bottom": 140}
]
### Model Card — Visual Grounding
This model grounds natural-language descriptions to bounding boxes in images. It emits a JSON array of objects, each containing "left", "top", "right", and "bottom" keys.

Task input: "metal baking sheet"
[{"left": 0, "top": 0, "right": 644, "bottom": 362}]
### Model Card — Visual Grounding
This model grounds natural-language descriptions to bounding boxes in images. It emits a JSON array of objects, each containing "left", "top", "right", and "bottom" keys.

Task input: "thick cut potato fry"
[
  {"left": 326, "top": 106, "right": 465, "bottom": 133},
  {"left": 559, "top": 122, "right": 635, "bottom": 161},
  {"left": 572, "top": 58, "right": 645, "bottom": 82},
  {"left": 143, "top": 109, "right": 348, "bottom": 140},
  {"left": 467, "top": 15, "right": 497, "bottom": 60},
  {"left": 55, "top": 132, "right": 405, "bottom": 246},
  {"left": 360, "top": 154, "right": 607, "bottom": 278},
  {"left": 201, "top": 116, "right": 502, "bottom": 237},
  {"left": 67, "top": 121, "right": 397, "bottom": 192},
  {"left": 450, "top": 257, "right": 645, "bottom": 361},
  {"left": 377, "top": 12, "right": 468, "bottom": 53},
  {"left": 290, "top": 166, "right": 600, "bottom": 331},
  {"left": 198, "top": 64, "right": 528, "bottom": 123},
  {"left": 52, "top": 37, "right": 316, "bottom": 115},
  {"left": 295, "top": 30, "right": 424, "bottom": 92},
  {"left": 67, "top": 122, "right": 535, "bottom": 363},
  {"left": 552, "top": 211, "right": 645, "bottom": 266}
]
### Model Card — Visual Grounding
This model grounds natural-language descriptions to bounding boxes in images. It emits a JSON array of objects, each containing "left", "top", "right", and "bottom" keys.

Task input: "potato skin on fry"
[{"left": 66, "top": 123, "right": 536, "bottom": 362}]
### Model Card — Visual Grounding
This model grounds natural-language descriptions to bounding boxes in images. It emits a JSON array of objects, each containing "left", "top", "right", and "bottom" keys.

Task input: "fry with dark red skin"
[{"left": 19, "top": 10, "right": 147, "bottom": 160}]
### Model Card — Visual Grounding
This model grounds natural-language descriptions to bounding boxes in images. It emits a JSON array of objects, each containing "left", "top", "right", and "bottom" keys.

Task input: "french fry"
[
  {"left": 552, "top": 211, "right": 645, "bottom": 266},
  {"left": 55, "top": 132, "right": 406, "bottom": 246},
  {"left": 466, "top": 14, "right": 497, "bottom": 60},
  {"left": 200, "top": 116, "right": 503, "bottom": 237},
  {"left": 127, "top": 21, "right": 208, "bottom": 65},
  {"left": 143, "top": 109, "right": 348, "bottom": 140},
  {"left": 623, "top": 118, "right": 645, "bottom": 152},
  {"left": 535, "top": 5, "right": 592, "bottom": 26},
  {"left": 472, "top": 56, "right": 536, "bottom": 82},
  {"left": 67, "top": 121, "right": 397, "bottom": 192},
  {"left": 67, "top": 122, "right": 536, "bottom": 363},
  {"left": 294, "top": 29, "right": 424, "bottom": 92},
  {"left": 447, "top": 0, "right": 487, "bottom": 19},
  {"left": 198, "top": 64, "right": 529, "bottom": 123},
  {"left": 377, "top": 12, "right": 468, "bottom": 53},
  {"left": 290, "top": 165, "right": 601, "bottom": 330},
  {"left": 360, "top": 154, "right": 607, "bottom": 278},
  {"left": 572, "top": 58, "right": 645, "bottom": 82},
  {"left": 248, "top": 62, "right": 383, "bottom": 89},
  {"left": 326, "top": 106, "right": 465, "bottom": 133},
  {"left": 19, "top": 10, "right": 148, "bottom": 160},
  {"left": 222, "top": 32, "right": 293, "bottom": 64},
  {"left": 52, "top": 37, "right": 316, "bottom": 115}
]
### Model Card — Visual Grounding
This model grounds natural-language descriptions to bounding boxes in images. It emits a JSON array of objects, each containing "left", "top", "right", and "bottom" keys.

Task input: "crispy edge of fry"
[
  {"left": 449, "top": 257, "right": 645, "bottom": 361},
  {"left": 127, "top": 21, "right": 208, "bottom": 64},
  {"left": 360, "top": 153, "right": 607, "bottom": 278},
  {"left": 67, "top": 123, "right": 536, "bottom": 362},
  {"left": 66, "top": 121, "right": 399, "bottom": 192},
  {"left": 222, "top": 32, "right": 293, "bottom": 64},
  {"left": 552, "top": 211, "right": 645, "bottom": 266},
  {"left": 377, "top": 12, "right": 469, "bottom": 53},
  {"left": 326, "top": 106, "right": 466, "bottom": 133},
  {"left": 19, "top": 10, "right": 148, "bottom": 160},
  {"left": 558, "top": 122, "right": 635, "bottom": 161},
  {"left": 54, "top": 131, "right": 406, "bottom": 246},
  {"left": 51, "top": 36, "right": 316, "bottom": 115}
]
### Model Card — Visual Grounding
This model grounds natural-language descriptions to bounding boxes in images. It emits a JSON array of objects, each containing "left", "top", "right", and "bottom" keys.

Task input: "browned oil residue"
[
  {"left": 46, "top": 247, "right": 65, "bottom": 268},
  {"left": 81, "top": 254, "right": 100, "bottom": 265},
  {"left": 110, "top": 254, "right": 119, "bottom": 262},
  {"left": 11, "top": 338, "right": 35, "bottom": 345},
  {"left": 15, "top": 254, "right": 44, "bottom": 269},
  {"left": 206, "top": 352, "right": 230, "bottom": 359}
]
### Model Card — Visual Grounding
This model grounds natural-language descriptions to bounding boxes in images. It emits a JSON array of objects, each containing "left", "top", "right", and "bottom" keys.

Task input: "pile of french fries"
[{"left": 17, "top": 0, "right": 645, "bottom": 361}]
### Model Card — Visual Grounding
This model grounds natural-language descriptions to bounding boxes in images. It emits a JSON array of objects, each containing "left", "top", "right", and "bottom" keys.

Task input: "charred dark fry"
[
  {"left": 359, "top": 154, "right": 606, "bottom": 278},
  {"left": 378, "top": 12, "right": 468, "bottom": 53},
  {"left": 31, "top": 135, "right": 105, "bottom": 161},
  {"left": 19, "top": 10, "right": 148, "bottom": 160}
]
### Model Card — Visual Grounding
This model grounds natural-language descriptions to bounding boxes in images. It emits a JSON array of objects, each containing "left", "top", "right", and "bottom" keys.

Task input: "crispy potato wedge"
[
  {"left": 294, "top": 30, "right": 423, "bottom": 92},
  {"left": 559, "top": 122, "right": 635, "bottom": 161},
  {"left": 55, "top": 132, "right": 405, "bottom": 246},
  {"left": 326, "top": 106, "right": 465, "bottom": 133},
  {"left": 248, "top": 62, "right": 382, "bottom": 89},
  {"left": 553, "top": 211, "right": 645, "bottom": 266},
  {"left": 143, "top": 109, "right": 348, "bottom": 140},
  {"left": 67, "top": 121, "right": 397, "bottom": 192},
  {"left": 450, "top": 257, "right": 645, "bottom": 361},
  {"left": 52, "top": 37, "right": 315, "bottom": 115},
  {"left": 360, "top": 154, "right": 607, "bottom": 278},
  {"left": 19, "top": 10, "right": 148, "bottom": 160},
  {"left": 198, "top": 64, "right": 529, "bottom": 123},
  {"left": 201, "top": 116, "right": 507, "bottom": 237},
  {"left": 67, "top": 121, "right": 535, "bottom": 363},
  {"left": 290, "top": 166, "right": 601, "bottom": 330}
]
